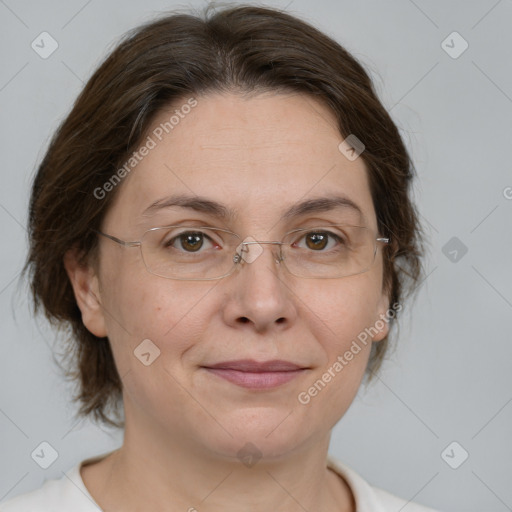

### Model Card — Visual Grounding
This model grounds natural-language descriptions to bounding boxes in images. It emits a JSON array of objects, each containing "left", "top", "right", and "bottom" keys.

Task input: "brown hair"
[{"left": 23, "top": 4, "right": 423, "bottom": 428}]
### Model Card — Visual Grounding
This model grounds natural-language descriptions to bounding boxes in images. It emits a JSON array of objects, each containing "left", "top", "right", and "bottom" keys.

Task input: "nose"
[{"left": 222, "top": 240, "right": 297, "bottom": 333}]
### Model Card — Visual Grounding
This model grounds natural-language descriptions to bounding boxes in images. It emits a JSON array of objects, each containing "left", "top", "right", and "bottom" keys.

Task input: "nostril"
[{"left": 276, "top": 317, "right": 285, "bottom": 324}]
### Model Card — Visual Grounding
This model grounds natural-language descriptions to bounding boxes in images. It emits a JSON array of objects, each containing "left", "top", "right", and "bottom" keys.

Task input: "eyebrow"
[{"left": 141, "top": 193, "right": 364, "bottom": 222}]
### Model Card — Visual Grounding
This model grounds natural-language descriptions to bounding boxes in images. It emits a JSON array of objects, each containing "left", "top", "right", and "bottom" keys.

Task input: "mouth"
[{"left": 201, "top": 359, "right": 309, "bottom": 389}]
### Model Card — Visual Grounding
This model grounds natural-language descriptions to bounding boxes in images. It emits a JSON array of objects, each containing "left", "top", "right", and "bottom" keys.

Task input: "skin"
[{"left": 65, "top": 91, "right": 390, "bottom": 512}]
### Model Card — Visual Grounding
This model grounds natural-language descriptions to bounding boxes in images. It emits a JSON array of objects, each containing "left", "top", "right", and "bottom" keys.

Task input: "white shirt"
[{"left": 1, "top": 451, "right": 440, "bottom": 511}]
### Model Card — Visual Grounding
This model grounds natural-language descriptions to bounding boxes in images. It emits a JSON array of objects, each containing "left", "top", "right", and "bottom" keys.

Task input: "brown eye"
[
  {"left": 305, "top": 232, "right": 329, "bottom": 250},
  {"left": 164, "top": 232, "right": 209, "bottom": 252},
  {"left": 177, "top": 232, "right": 205, "bottom": 252}
]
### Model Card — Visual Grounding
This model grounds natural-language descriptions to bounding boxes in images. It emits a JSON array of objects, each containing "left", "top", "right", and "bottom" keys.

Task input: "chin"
[{"left": 197, "top": 408, "right": 318, "bottom": 463}]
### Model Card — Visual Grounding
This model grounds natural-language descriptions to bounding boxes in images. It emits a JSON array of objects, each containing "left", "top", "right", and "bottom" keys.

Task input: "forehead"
[{"left": 104, "top": 91, "right": 376, "bottom": 231}]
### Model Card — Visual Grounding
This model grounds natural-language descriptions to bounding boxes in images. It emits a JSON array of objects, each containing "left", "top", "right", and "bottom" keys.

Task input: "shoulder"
[
  {"left": 327, "top": 454, "right": 442, "bottom": 512},
  {"left": 0, "top": 457, "right": 104, "bottom": 512}
]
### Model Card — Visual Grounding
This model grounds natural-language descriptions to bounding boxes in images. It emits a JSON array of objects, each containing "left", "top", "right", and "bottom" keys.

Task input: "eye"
[
  {"left": 165, "top": 231, "right": 218, "bottom": 253},
  {"left": 294, "top": 230, "right": 345, "bottom": 251}
]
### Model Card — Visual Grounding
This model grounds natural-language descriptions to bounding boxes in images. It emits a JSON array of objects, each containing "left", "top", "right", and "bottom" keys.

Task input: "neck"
[{"left": 81, "top": 402, "right": 355, "bottom": 512}]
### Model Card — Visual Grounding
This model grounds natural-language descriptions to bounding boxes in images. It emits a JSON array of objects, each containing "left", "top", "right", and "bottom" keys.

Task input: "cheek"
[
  {"left": 99, "top": 263, "right": 216, "bottom": 373},
  {"left": 298, "top": 270, "right": 385, "bottom": 348},
  {"left": 98, "top": 274, "right": 218, "bottom": 421},
  {"left": 293, "top": 273, "right": 384, "bottom": 415}
]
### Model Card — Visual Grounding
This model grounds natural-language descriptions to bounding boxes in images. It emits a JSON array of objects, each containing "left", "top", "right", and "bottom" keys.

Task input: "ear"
[
  {"left": 372, "top": 290, "right": 391, "bottom": 342},
  {"left": 63, "top": 247, "right": 107, "bottom": 338}
]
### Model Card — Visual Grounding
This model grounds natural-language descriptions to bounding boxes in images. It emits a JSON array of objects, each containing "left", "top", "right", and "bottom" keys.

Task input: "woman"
[{"left": 2, "top": 4, "right": 438, "bottom": 511}]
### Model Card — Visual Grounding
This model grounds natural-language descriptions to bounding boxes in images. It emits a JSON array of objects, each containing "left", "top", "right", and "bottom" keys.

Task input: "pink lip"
[
  {"left": 202, "top": 359, "right": 308, "bottom": 389},
  {"left": 206, "top": 359, "right": 304, "bottom": 372}
]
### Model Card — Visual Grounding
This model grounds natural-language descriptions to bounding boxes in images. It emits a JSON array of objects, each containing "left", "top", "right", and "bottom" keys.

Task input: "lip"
[
  {"left": 202, "top": 359, "right": 309, "bottom": 389},
  {"left": 205, "top": 359, "right": 304, "bottom": 372}
]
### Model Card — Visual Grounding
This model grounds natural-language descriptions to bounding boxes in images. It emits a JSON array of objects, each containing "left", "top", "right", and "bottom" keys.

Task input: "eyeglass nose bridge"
[{"left": 233, "top": 240, "right": 286, "bottom": 265}]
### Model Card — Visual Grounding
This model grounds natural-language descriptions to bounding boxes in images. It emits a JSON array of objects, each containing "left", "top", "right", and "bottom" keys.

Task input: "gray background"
[{"left": 1, "top": 1, "right": 511, "bottom": 511}]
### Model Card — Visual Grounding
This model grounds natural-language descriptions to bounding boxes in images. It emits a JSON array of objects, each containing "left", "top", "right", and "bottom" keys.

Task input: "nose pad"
[
  {"left": 260, "top": 244, "right": 283, "bottom": 267},
  {"left": 233, "top": 241, "right": 284, "bottom": 267},
  {"left": 274, "top": 249, "right": 284, "bottom": 265}
]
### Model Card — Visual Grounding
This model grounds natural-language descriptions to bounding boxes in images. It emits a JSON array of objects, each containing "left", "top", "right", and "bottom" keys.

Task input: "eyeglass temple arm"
[{"left": 93, "top": 229, "right": 141, "bottom": 247}]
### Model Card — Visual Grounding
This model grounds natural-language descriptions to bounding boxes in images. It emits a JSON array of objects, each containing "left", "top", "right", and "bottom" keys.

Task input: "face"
[{"left": 67, "top": 91, "right": 390, "bottom": 460}]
